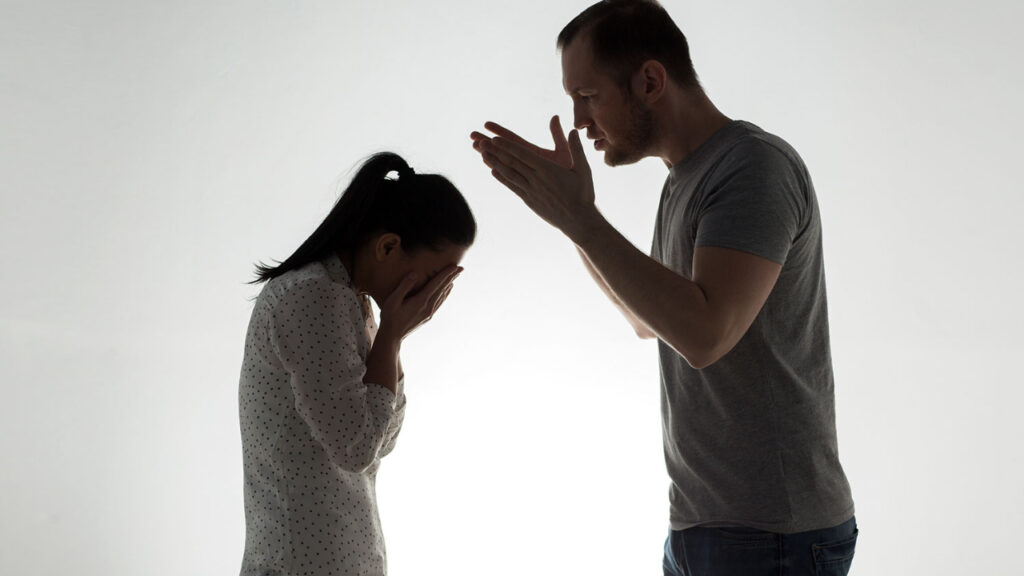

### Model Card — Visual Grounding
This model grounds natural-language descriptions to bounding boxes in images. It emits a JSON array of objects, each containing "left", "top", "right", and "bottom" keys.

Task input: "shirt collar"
[{"left": 322, "top": 252, "right": 355, "bottom": 287}]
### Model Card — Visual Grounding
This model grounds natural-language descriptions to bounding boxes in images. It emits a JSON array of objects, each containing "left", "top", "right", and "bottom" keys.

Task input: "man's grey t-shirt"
[{"left": 651, "top": 120, "right": 854, "bottom": 534}]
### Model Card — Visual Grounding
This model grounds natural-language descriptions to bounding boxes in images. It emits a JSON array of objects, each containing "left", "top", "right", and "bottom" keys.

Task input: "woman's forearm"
[{"left": 364, "top": 329, "right": 401, "bottom": 395}]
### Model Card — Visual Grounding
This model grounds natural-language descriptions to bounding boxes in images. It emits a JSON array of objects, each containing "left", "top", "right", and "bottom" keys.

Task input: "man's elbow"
[
  {"left": 634, "top": 325, "right": 657, "bottom": 340},
  {"left": 677, "top": 332, "right": 730, "bottom": 370}
]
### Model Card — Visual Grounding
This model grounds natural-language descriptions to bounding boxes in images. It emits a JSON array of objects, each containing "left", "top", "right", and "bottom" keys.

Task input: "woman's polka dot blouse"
[{"left": 239, "top": 254, "right": 406, "bottom": 576}]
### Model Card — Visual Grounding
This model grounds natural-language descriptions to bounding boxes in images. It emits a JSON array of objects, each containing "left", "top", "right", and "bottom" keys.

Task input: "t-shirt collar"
[{"left": 668, "top": 120, "right": 748, "bottom": 183}]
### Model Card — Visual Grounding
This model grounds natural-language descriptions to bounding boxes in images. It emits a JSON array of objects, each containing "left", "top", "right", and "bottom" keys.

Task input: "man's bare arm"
[
  {"left": 472, "top": 121, "right": 780, "bottom": 368},
  {"left": 572, "top": 216, "right": 780, "bottom": 368},
  {"left": 576, "top": 246, "right": 656, "bottom": 339}
]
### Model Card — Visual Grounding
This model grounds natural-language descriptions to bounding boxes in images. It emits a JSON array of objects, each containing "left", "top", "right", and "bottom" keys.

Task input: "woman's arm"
[
  {"left": 378, "top": 377, "right": 406, "bottom": 458},
  {"left": 270, "top": 276, "right": 398, "bottom": 473},
  {"left": 364, "top": 334, "right": 401, "bottom": 395}
]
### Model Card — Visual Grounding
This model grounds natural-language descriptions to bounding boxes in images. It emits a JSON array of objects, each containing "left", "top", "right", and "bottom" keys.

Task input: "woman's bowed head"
[{"left": 253, "top": 151, "right": 476, "bottom": 345}]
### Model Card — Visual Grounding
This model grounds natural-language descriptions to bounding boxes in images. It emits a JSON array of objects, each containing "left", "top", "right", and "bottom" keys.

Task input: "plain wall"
[{"left": 2, "top": 0, "right": 1022, "bottom": 574}]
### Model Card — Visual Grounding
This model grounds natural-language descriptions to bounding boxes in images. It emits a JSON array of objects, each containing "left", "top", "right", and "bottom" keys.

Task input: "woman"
[{"left": 238, "top": 152, "right": 475, "bottom": 576}]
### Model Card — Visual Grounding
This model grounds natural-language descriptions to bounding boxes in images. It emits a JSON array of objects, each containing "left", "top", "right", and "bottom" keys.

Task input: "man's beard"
[{"left": 603, "top": 94, "right": 656, "bottom": 167}]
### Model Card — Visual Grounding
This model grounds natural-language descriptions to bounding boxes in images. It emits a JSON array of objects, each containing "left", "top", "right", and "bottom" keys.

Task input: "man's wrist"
[{"left": 566, "top": 207, "right": 610, "bottom": 251}]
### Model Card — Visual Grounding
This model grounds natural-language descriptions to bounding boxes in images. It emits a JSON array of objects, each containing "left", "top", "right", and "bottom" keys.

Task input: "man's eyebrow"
[{"left": 565, "top": 86, "right": 595, "bottom": 96}]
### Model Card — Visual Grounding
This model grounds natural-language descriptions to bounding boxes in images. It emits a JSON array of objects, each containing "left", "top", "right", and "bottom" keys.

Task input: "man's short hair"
[{"left": 557, "top": 0, "right": 699, "bottom": 90}]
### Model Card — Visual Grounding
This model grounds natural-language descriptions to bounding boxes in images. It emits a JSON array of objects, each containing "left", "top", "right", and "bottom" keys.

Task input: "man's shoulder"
[
  {"left": 664, "top": 121, "right": 810, "bottom": 204},
  {"left": 720, "top": 122, "right": 804, "bottom": 169}
]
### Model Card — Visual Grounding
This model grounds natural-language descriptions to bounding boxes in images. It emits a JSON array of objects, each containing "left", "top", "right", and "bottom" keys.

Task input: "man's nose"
[{"left": 572, "top": 102, "right": 591, "bottom": 131}]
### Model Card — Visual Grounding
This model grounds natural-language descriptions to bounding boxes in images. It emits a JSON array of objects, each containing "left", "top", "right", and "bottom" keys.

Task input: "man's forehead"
[{"left": 560, "top": 38, "right": 598, "bottom": 93}]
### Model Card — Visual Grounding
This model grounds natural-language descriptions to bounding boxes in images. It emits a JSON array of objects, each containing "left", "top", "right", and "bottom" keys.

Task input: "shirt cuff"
[{"left": 365, "top": 381, "right": 399, "bottom": 410}]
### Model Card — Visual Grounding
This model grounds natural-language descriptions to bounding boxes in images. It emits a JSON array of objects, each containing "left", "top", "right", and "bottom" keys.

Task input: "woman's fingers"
[
  {"left": 421, "top": 266, "right": 461, "bottom": 301},
  {"left": 380, "top": 265, "right": 462, "bottom": 339},
  {"left": 408, "top": 266, "right": 460, "bottom": 317},
  {"left": 430, "top": 282, "right": 454, "bottom": 316},
  {"left": 412, "top": 283, "right": 453, "bottom": 331},
  {"left": 406, "top": 269, "right": 460, "bottom": 333},
  {"left": 384, "top": 272, "right": 420, "bottom": 310}
]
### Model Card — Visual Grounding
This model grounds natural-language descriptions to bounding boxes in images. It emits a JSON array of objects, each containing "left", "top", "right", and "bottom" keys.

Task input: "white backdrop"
[{"left": 2, "top": 0, "right": 1022, "bottom": 574}]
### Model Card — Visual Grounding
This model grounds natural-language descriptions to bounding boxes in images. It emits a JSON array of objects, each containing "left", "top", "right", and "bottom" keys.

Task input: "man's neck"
[{"left": 656, "top": 88, "right": 732, "bottom": 168}]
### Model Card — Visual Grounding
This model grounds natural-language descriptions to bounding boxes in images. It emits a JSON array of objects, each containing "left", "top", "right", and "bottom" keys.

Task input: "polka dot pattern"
[{"left": 239, "top": 254, "right": 406, "bottom": 576}]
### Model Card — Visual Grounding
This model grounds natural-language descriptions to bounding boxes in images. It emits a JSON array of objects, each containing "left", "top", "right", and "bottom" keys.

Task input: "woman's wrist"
[
  {"left": 365, "top": 325, "right": 402, "bottom": 395},
  {"left": 374, "top": 323, "right": 403, "bottom": 349}
]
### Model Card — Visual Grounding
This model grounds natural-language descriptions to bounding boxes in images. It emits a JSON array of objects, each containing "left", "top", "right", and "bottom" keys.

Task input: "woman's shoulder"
[
  {"left": 262, "top": 259, "right": 361, "bottom": 315},
  {"left": 276, "top": 259, "right": 329, "bottom": 285}
]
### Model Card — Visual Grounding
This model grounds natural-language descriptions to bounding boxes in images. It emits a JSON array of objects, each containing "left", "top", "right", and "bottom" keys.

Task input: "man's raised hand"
[
  {"left": 471, "top": 115, "right": 573, "bottom": 169},
  {"left": 470, "top": 115, "right": 600, "bottom": 241}
]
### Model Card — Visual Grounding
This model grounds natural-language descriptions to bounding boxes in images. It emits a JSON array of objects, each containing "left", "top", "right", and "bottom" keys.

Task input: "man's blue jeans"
[{"left": 663, "top": 516, "right": 858, "bottom": 576}]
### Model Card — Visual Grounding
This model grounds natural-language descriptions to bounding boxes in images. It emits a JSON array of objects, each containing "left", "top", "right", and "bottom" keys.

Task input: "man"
[{"left": 470, "top": 1, "right": 856, "bottom": 575}]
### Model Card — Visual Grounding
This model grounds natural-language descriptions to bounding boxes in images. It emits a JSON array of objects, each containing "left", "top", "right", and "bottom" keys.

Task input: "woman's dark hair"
[
  {"left": 557, "top": 0, "right": 699, "bottom": 90},
  {"left": 252, "top": 152, "right": 475, "bottom": 284}
]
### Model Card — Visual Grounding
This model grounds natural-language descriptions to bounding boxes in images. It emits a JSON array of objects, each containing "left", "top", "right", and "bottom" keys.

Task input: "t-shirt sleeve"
[
  {"left": 695, "top": 140, "right": 807, "bottom": 265},
  {"left": 268, "top": 275, "right": 396, "bottom": 473}
]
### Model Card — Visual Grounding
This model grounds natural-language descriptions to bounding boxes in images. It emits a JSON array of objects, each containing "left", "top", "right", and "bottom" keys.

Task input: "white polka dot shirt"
[{"left": 239, "top": 254, "right": 406, "bottom": 576}]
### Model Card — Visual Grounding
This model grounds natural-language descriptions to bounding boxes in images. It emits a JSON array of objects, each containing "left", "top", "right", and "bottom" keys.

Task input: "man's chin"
[{"left": 603, "top": 148, "right": 645, "bottom": 167}]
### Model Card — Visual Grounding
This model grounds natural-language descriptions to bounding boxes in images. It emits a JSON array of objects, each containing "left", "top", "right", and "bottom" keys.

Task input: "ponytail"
[{"left": 252, "top": 152, "right": 475, "bottom": 284}]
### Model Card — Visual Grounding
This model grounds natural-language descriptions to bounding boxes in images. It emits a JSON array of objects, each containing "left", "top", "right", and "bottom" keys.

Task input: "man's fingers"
[
  {"left": 482, "top": 140, "right": 543, "bottom": 193},
  {"left": 549, "top": 115, "right": 568, "bottom": 151},
  {"left": 474, "top": 118, "right": 577, "bottom": 194},
  {"left": 476, "top": 135, "right": 533, "bottom": 193},
  {"left": 470, "top": 132, "right": 490, "bottom": 154},
  {"left": 483, "top": 121, "right": 544, "bottom": 155},
  {"left": 483, "top": 121, "right": 527, "bottom": 143},
  {"left": 481, "top": 144, "right": 533, "bottom": 192},
  {"left": 485, "top": 154, "right": 532, "bottom": 193},
  {"left": 491, "top": 169, "right": 527, "bottom": 197},
  {"left": 568, "top": 129, "right": 592, "bottom": 177},
  {"left": 490, "top": 137, "right": 544, "bottom": 175}
]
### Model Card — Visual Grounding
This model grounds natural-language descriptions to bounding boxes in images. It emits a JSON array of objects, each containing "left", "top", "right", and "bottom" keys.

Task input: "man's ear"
[
  {"left": 374, "top": 233, "right": 402, "bottom": 262},
  {"left": 635, "top": 59, "right": 667, "bottom": 104}
]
